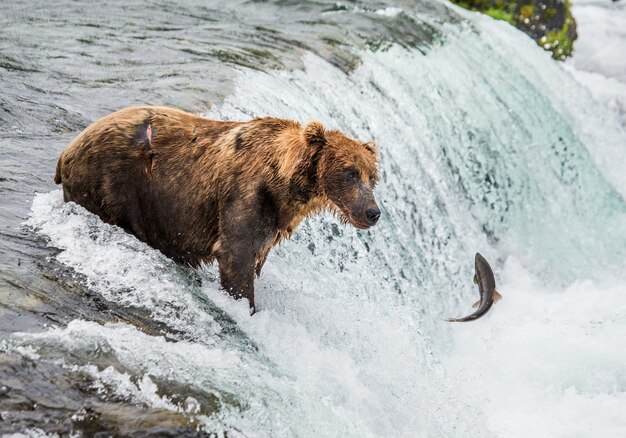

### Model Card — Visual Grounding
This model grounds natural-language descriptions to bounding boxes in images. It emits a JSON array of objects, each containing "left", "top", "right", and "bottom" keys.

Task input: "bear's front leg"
[
  {"left": 217, "top": 246, "right": 257, "bottom": 314},
  {"left": 216, "top": 186, "right": 278, "bottom": 314}
]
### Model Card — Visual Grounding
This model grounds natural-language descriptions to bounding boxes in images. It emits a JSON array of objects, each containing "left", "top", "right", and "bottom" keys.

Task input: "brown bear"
[{"left": 55, "top": 106, "right": 380, "bottom": 313}]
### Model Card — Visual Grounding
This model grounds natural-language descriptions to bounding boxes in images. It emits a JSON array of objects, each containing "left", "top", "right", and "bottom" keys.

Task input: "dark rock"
[
  {"left": 0, "top": 352, "right": 216, "bottom": 437},
  {"left": 449, "top": 0, "right": 577, "bottom": 59}
]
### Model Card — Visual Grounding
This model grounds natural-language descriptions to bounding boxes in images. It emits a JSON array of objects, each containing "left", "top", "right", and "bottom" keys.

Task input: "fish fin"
[
  {"left": 493, "top": 290, "right": 503, "bottom": 304},
  {"left": 473, "top": 274, "right": 478, "bottom": 284},
  {"left": 472, "top": 299, "right": 481, "bottom": 308}
]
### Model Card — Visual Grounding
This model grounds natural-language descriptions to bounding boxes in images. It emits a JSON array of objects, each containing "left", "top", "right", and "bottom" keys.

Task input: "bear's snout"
[
  {"left": 365, "top": 207, "right": 381, "bottom": 226},
  {"left": 339, "top": 188, "right": 380, "bottom": 230}
]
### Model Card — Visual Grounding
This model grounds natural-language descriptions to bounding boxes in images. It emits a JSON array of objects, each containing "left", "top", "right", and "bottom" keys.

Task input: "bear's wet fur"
[{"left": 55, "top": 106, "right": 380, "bottom": 312}]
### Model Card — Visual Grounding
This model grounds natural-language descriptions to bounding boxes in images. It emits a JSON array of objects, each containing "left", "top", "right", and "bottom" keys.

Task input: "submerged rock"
[
  {"left": 0, "top": 352, "right": 213, "bottom": 437},
  {"left": 450, "top": 0, "right": 577, "bottom": 59}
]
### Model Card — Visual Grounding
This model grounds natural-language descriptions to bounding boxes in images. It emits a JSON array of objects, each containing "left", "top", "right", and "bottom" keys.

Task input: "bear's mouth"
[
  {"left": 340, "top": 204, "right": 372, "bottom": 230},
  {"left": 352, "top": 221, "right": 372, "bottom": 230}
]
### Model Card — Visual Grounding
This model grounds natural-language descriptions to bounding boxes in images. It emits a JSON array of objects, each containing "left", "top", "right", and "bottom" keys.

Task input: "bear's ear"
[
  {"left": 363, "top": 141, "right": 377, "bottom": 155},
  {"left": 303, "top": 121, "right": 326, "bottom": 147}
]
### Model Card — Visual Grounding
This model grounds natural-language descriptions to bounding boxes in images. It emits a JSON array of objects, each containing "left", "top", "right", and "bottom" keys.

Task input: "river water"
[{"left": 1, "top": 1, "right": 625, "bottom": 437}]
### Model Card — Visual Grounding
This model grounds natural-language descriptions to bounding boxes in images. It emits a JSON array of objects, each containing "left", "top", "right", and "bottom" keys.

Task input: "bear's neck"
[
  {"left": 286, "top": 144, "right": 323, "bottom": 206},
  {"left": 273, "top": 133, "right": 331, "bottom": 235},
  {"left": 267, "top": 123, "right": 324, "bottom": 207}
]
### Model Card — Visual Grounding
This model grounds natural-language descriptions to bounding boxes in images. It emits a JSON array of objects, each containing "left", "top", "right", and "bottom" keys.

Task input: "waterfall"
[{"left": 18, "top": 4, "right": 626, "bottom": 437}]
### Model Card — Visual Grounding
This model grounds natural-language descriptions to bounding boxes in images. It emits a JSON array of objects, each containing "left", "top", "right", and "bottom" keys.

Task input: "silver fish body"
[{"left": 447, "top": 252, "right": 502, "bottom": 322}]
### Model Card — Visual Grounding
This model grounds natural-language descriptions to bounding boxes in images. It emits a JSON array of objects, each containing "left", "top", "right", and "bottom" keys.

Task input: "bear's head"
[{"left": 305, "top": 121, "right": 381, "bottom": 230}]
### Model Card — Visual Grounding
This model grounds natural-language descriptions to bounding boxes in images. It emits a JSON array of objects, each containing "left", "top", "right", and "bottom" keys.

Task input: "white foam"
[
  {"left": 568, "top": 0, "right": 626, "bottom": 126},
  {"left": 77, "top": 364, "right": 180, "bottom": 411},
  {"left": 444, "top": 258, "right": 626, "bottom": 438},
  {"left": 375, "top": 7, "right": 403, "bottom": 17},
  {"left": 570, "top": 0, "right": 626, "bottom": 81},
  {"left": 26, "top": 191, "right": 221, "bottom": 342},
  {"left": 24, "top": 192, "right": 485, "bottom": 436},
  {"left": 2, "top": 430, "right": 62, "bottom": 438}
]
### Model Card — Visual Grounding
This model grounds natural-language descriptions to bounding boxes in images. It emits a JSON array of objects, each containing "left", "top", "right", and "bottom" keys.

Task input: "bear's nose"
[{"left": 365, "top": 207, "right": 381, "bottom": 225}]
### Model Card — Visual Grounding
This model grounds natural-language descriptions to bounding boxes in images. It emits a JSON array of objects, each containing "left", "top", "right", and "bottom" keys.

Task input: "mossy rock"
[{"left": 450, "top": 0, "right": 577, "bottom": 60}]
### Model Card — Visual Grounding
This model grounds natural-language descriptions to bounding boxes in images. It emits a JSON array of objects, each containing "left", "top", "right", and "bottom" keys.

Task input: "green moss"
[
  {"left": 448, "top": 0, "right": 577, "bottom": 60},
  {"left": 542, "top": 15, "right": 575, "bottom": 59},
  {"left": 543, "top": 7, "right": 557, "bottom": 20},
  {"left": 520, "top": 4, "right": 535, "bottom": 19},
  {"left": 485, "top": 8, "right": 514, "bottom": 24}
]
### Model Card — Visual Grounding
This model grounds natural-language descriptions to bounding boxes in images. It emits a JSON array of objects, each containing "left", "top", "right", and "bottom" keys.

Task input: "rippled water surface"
[{"left": 1, "top": 1, "right": 626, "bottom": 437}]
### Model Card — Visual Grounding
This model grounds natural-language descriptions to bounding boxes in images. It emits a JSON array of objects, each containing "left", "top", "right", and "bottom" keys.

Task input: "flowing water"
[{"left": 1, "top": 1, "right": 625, "bottom": 437}]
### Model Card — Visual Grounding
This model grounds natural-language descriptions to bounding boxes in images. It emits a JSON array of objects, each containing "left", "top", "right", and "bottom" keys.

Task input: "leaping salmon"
[{"left": 447, "top": 252, "right": 502, "bottom": 322}]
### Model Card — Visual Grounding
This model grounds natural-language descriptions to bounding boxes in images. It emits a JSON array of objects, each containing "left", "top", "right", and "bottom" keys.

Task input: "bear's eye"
[{"left": 346, "top": 168, "right": 359, "bottom": 182}]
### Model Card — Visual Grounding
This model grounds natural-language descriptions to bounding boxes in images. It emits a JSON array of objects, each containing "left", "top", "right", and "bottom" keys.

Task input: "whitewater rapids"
[{"left": 4, "top": 2, "right": 626, "bottom": 437}]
